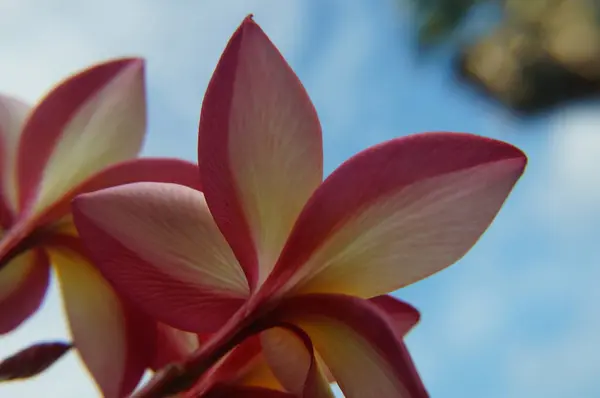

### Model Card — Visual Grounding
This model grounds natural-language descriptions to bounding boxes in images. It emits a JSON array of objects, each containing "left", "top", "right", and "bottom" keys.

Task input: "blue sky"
[{"left": 1, "top": 0, "right": 600, "bottom": 397}]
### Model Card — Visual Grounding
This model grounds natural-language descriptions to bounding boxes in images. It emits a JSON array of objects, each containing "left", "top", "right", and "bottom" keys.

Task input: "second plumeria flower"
[{"left": 0, "top": 59, "right": 201, "bottom": 397}]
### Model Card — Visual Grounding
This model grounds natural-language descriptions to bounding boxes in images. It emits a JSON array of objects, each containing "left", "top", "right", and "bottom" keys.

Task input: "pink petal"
[
  {"left": 197, "top": 335, "right": 282, "bottom": 393},
  {"left": 0, "top": 94, "right": 31, "bottom": 217},
  {"left": 266, "top": 132, "right": 527, "bottom": 297},
  {"left": 204, "top": 335, "right": 263, "bottom": 385},
  {"left": 17, "top": 58, "right": 147, "bottom": 217},
  {"left": 72, "top": 182, "right": 248, "bottom": 333},
  {"left": 370, "top": 295, "right": 421, "bottom": 338},
  {"left": 152, "top": 323, "right": 200, "bottom": 371},
  {"left": 0, "top": 158, "right": 201, "bottom": 265},
  {"left": 271, "top": 294, "right": 428, "bottom": 398},
  {"left": 49, "top": 242, "right": 154, "bottom": 398},
  {"left": 0, "top": 249, "right": 49, "bottom": 333},
  {"left": 260, "top": 326, "right": 334, "bottom": 398},
  {"left": 147, "top": 335, "right": 278, "bottom": 398},
  {"left": 261, "top": 296, "right": 417, "bottom": 390},
  {"left": 35, "top": 157, "right": 201, "bottom": 227},
  {"left": 198, "top": 16, "right": 323, "bottom": 287}
]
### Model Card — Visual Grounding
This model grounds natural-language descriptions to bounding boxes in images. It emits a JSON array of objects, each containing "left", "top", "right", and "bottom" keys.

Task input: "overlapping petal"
[
  {"left": 198, "top": 16, "right": 323, "bottom": 287},
  {"left": 35, "top": 157, "right": 202, "bottom": 227},
  {"left": 201, "top": 336, "right": 267, "bottom": 387},
  {"left": 271, "top": 294, "right": 427, "bottom": 398},
  {"left": 370, "top": 295, "right": 421, "bottom": 338},
  {"left": 0, "top": 94, "right": 30, "bottom": 216},
  {"left": 0, "top": 249, "right": 49, "bottom": 333},
  {"left": 48, "top": 242, "right": 154, "bottom": 398},
  {"left": 258, "top": 295, "right": 418, "bottom": 394},
  {"left": 0, "top": 158, "right": 202, "bottom": 268},
  {"left": 17, "top": 58, "right": 147, "bottom": 216},
  {"left": 232, "top": 347, "right": 282, "bottom": 390},
  {"left": 260, "top": 326, "right": 333, "bottom": 398},
  {"left": 152, "top": 323, "right": 200, "bottom": 371},
  {"left": 72, "top": 182, "right": 248, "bottom": 333},
  {"left": 266, "top": 132, "right": 527, "bottom": 297}
]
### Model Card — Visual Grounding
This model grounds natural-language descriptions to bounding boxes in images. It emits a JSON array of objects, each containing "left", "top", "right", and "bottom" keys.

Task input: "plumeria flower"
[
  {"left": 72, "top": 17, "right": 527, "bottom": 398},
  {"left": 0, "top": 59, "right": 202, "bottom": 397}
]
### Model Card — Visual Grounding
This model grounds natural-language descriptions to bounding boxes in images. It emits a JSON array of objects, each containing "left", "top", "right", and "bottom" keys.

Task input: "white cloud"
[
  {"left": 436, "top": 285, "right": 508, "bottom": 351},
  {"left": 413, "top": 242, "right": 600, "bottom": 397},
  {"left": 507, "top": 329, "right": 600, "bottom": 398},
  {"left": 533, "top": 108, "right": 600, "bottom": 226},
  {"left": 504, "top": 258, "right": 600, "bottom": 397},
  {"left": 303, "top": 2, "right": 378, "bottom": 139}
]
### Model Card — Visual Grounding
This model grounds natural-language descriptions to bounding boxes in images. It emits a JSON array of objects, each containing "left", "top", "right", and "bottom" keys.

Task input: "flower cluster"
[{"left": 0, "top": 16, "right": 526, "bottom": 398}]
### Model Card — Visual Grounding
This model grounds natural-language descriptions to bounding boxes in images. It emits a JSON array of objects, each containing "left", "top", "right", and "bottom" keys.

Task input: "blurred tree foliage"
[{"left": 410, "top": 0, "right": 600, "bottom": 115}]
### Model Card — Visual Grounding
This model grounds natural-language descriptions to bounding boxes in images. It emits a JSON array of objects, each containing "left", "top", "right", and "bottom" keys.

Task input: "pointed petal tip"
[
  {"left": 99, "top": 57, "right": 145, "bottom": 70},
  {"left": 235, "top": 14, "right": 266, "bottom": 41},
  {"left": 403, "top": 301, "right": 421, "bottom": 327},
  {"left": 417, "top": 131, "right": 527, "bottom": 160},
  {"left": 71, "top": 183, "right": 132, "bottom": 224},
  {"left": 71, "top": 185, "right": 122, "bottom": 225},
  {"left": 108, "top": 57, "right": 146, "bottom": 85},
  {"left": 71, "top": 190, "right": 97, "bottom": 214},
  {"left": 119, "top": 57, "right": 146, "bottom": 74},
  {"left": 68, "top": 57, "right": 146, "bottom": 83}
]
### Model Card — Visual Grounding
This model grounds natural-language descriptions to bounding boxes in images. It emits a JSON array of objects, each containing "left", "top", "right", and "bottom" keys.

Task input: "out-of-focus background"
[{"left": 1, "top": 0, "right": 598, "bottom": 397}]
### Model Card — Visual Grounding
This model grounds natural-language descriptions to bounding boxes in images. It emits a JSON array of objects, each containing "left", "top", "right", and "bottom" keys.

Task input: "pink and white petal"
[
  {"left": 235, "top": 353, "right": 283, "bottom": 391},
  {"left": 0, "top": 94, "right": 31, "bottom": 216},
  {"left": 72, "top": 182, "right": 248, "bottom": 333},
  {"left": 49, "top": 244, "right": 155, "bottom": 398},
  {"left": 152, "top": 323, "right": 200, "bottom": 371},
  {"left": 35, "top": 157, "right": 201, "bottom": 227},
  {"left": 203, "top": 385, "right": 296, "bottom": 398},
  {"left": 370, "top": 295, "right": 421, "bottom": 338},
  {"left": 1, "top": 158, "right": 200, "bottom": 264},
  {"left": 0, "top": 249, "right": 49, "bottom": 333},
  {"left": 206, "top": 335, "right": 283, "bottom": 392},
  {"left": 178, "top": 335, "right": 282, "bottom": 398},
  {"left": 267, "top": 132, "right": 527, "bottom": 298},
  {"left": 198, "top": 16, "right": 323, "bottom": 286},
  {"left": 260, "top": 325, "right": 334, "bottom": 398},
  {"left": 205, "top": 335, "right": 263, "bottom": 385},
  {"left": 260, "top": 297, "right": 417, "bottom": 390},
  {"left": 17, "top": 58, "right": 147, "bottom": 216},
  {"left": 272, "top": 294, "right": 428, "bottom": 398}
]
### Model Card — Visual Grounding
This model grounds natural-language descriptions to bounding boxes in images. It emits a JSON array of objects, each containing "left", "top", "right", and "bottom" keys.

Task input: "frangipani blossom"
[
  {"left": 0, "top": 59, "right": 202, "bottom": 397},
  {"left": 72, "top": 17, "right": 527, "bottom": 398}
]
